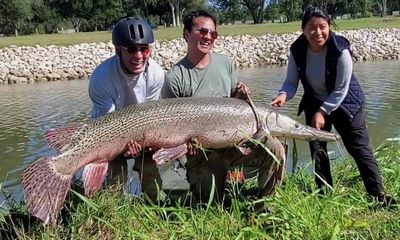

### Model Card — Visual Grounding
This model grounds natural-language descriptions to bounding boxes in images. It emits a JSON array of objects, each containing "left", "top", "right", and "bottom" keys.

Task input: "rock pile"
[{"left": 0, "top": 28, "right": 399, "bottom": 84}]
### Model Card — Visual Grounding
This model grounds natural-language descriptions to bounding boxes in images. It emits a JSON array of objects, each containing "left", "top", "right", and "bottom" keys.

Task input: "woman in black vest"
[{"left": 271, "top": 6, "right": 395, "bottom": 206}]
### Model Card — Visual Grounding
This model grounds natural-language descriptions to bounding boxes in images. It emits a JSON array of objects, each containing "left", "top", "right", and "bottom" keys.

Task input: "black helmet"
[{"left": 112, "top": 17, "right": 154, "bottom": 47}]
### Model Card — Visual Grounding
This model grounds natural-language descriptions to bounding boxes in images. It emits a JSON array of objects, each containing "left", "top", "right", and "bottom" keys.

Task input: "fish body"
[{"left": 21, "top": 97, "right": 339, "bottom": 224}]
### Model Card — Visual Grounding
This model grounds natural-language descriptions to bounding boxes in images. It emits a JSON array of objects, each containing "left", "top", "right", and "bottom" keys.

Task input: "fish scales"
[
  {"left": 49, "top": 98, "right": 254, "bottom": 174},
  {"left": 21, "top": 97, "right": 339, "bottom": 224}
]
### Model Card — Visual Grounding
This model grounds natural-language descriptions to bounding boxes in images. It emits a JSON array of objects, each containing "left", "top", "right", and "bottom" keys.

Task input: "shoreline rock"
[{"left": 0, "top": 28, "right": 399, "bottom": 84}]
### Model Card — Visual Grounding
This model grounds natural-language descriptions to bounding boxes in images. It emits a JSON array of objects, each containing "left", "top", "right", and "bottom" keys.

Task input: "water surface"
[{"left": 0, "top": 60, "right": 399, "bottom": 203}]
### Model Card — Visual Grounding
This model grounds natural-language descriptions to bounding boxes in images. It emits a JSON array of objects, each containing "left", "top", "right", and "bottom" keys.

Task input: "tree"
[
  {"left": 49, "top": 0, "right": 93, "bottom": 32},
  {"left": 166, "top": 0, "right": 207, "bottom": 27},
  {"left": 387, "top": 0, "right": 400, "bottom": 13},
  {"left": 241, "top": 0, "right": 265, "bottom": 23},
  {"left": 264, "top": 2, "right": 281, "bottom": 22},
  {"left": 212, "top": 0, "right": 266, "bottom": 24},
  {"left": 210, "top": 0, "right": 247, "bottom": 24},
  {"left": 168, "top": 0, "right": 179, "bottom": 26},
  {"left": 376, "top": 0, "right": 388, "bottom": 16},
  {"left": 90, "top": 0, "right": 124, "bottom": 31},
  {"left": 0, "top": 0, "right": 33, "bottom": 36},
  {"left": 280, "top": 0, "right": 302, "bottom": 22},
  {"left": 31, "top": 0, "right": 61, "bottom": 33}
]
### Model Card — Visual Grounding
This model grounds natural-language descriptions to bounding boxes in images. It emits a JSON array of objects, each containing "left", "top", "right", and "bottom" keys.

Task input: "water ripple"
[{"left": 1, "top": 61, "right": 399, "bottom": 203}]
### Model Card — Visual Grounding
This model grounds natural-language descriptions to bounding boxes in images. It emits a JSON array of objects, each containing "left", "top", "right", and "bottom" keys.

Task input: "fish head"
[{"left": 264, "top": 110, "right": 340, "bottom": 142}]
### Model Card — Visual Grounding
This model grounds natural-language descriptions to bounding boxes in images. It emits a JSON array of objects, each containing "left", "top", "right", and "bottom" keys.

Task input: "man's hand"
[
  {"left": 124, "top": 140, "right": 143, "bottom": 158},
  {"left": 187, "top": 138, "right": 199, "bottom": 156},
  {"left": 231, "top": 81, "right": 251, "bottom": 99}
]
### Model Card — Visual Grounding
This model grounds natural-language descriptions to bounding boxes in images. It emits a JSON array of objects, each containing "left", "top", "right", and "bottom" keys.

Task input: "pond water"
[{"left": 1, "top": 60, "right": 399, "bottom": 204}]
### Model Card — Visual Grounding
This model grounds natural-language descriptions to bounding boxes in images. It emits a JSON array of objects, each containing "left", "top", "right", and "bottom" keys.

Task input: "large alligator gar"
[{"left": 21, "top": 97, "right": 339, "bottom": 224}]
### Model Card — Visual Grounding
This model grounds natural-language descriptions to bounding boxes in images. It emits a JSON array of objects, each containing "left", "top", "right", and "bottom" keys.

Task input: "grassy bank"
[
  {"left": 0, "top": 17, "right": 399, "bottom": 48},
  {"left": 2, "top": 138, "right": 399, "bottom": 239}
]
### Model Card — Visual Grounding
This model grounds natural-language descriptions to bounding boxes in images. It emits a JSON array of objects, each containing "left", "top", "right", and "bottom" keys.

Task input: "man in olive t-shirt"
[
  {"left": 162, "top": 10, "right": 285, "bottom": 202},
  {"left": 163, "top": 52, "right": 236, "bottom": 98}
]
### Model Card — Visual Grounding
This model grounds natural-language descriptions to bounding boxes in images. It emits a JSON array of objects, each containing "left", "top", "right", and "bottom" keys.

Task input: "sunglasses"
[
  {"left": 192, "top": 27, "right": 218, "bottom": 39},
  {"left": 120, "top": 45, "right": 151, "bottom": 55}
]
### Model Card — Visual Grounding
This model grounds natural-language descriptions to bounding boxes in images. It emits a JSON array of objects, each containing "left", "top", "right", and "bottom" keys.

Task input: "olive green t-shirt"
[{"left": 162, "top": 52, "right": 237, "bottom": 98}]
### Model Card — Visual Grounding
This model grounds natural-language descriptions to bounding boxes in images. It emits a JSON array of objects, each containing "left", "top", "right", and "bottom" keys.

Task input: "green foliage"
[
  {"left": 89, "top": 0, "right": 125, "bottom": 31},
  {"left": 347, "top": 0, "right": 373, "bottom": 18},
  {"left": 211, "top": 0, "right": 266, "bottom": 24},
  {"left": 2, "top": 138, "right": 399, "bottom": 239},
  {"left": 1, "top": 16, "right": 400, "bottom": 48},
  {"left": 241, "top": 0, "right": 266, "bottom": 24},
  {"left": 0, "top": 184, "right": 10, "bottom": 225},
  {"left": 210, "top": 0, "right": 248, "bottom": 24},
  {"left": 280, "top": 0, "right": 303, "bottom": 22},
  {"left": 31, "top": 0, "right": 61, "bottom": 34},
  {"left": 264, "top": 3, "right": 281, "bottom": 21},
  {"left": 0, "top": 0, "right": 399, "bottom": 36},
  {"left": 0, "top": 0, "right": 33, "bottom": 36}
]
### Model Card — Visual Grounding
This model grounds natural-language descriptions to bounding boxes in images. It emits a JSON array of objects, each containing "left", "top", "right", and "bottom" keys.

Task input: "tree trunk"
[
  {"left": 377, "top": 0, "right": 387, "bottom": 17},
  {"left": 175, "top": 2, "right": 180, "bottom": 27},
  {"left": 71, "top": 18, "right": 81, "bottom": 33},
  {"left": 170, "top": 2, "right": 176, "bottom": 27},
  {"left": 143, "top": 0, "right": 150, "bottom": 23}
]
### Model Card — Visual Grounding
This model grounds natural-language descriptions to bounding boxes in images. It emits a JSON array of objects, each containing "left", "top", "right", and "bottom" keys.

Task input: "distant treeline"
[{"left": 0, "top": 0, "right": 399, "bottom": 36}]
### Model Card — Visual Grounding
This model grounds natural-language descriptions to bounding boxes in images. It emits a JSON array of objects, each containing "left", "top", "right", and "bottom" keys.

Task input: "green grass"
[
  {"left": 0, "top": 16, "right": 399, "bottom": 48},
  {"left": 2, "top": 137, "right": 400, "bottom": 239}
]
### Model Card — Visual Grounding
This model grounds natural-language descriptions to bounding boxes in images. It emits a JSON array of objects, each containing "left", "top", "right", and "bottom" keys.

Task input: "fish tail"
[{"left": 21, "top": 157, "right": 72, "bottom": 225}]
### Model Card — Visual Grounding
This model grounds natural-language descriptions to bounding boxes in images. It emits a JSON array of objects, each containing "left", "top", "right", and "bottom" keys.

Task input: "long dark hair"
[{"left": 301, "top": 6, "right": 336, "bottom": 30}]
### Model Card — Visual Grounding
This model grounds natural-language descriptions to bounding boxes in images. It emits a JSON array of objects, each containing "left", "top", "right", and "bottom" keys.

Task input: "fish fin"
[
  {"left": 21, "top": 157, "right": 72, "bottom": 225},
  {"left": 237, "top": 127, "right": 269, "bottom": 156},
  {"left": 245, "top": 94, "right": 270, "bottom": 140},
  {"left": 44, "top": 124, "right": 80, "bottom": 152},
  {"left": 153, "top": 144, "right": 188, "bottom": 165},
  {"left": 253, "top": 127, "right": 269, "bottom": 141},
  {"left": 238, "top": 142, "right": 253, "bottom": 155},
  {"left": 82, "top": 163, "right": 108, "bottom": 197}
]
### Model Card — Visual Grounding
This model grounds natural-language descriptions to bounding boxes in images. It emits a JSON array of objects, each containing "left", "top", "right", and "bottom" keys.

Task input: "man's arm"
[
  {"left": 228, "top": 58, "right": 251, "bottom": 99},
  {"left": 88, "top": 77, "right": 115, "bottom": 119}
]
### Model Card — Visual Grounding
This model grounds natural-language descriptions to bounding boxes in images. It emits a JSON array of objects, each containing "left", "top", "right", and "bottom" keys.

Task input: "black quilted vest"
[{"left": 290, "top": 32, "right": 365, "bottom": 120}]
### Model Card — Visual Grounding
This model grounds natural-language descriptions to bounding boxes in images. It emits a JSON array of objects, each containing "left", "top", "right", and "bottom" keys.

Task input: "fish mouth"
[
  {"left": 264, "top": 111, "right": 340, "bottom": 142},
  {"left": 272, "top": 125, "right": 340, "bottom": 142}
]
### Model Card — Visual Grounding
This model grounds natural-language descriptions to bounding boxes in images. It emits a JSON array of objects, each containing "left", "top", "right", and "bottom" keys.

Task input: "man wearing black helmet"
[{"left": 84, "top": 17, "right": 164, "bottom": 199}]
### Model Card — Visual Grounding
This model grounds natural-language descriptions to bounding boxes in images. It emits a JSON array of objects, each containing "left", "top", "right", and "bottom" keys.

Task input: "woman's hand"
[
  {"left": 312, "top": 110, "right": 326, "bottom": 130},
  {"left": 271, "top": 93, "right": 287, "bottom": 107}
]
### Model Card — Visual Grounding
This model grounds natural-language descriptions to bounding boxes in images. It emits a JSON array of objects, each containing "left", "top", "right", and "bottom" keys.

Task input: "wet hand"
[
  {"left": 232, "top": 82, "right": 251, "bottom": 99},
  {"left": 187, "top": 138, "right": 199, "bottom": 156},
  {"left": 271, "top": 93, "right": 287, "bottom": 107},
  {"left": 124, "top": 140, "right": 143, "bottom": 158}
]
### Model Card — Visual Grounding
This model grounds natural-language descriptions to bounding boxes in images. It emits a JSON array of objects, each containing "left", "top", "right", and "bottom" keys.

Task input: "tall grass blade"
[
  {"left": 238, "top": 129, "right": 279, "bottom": 164},
  {"left": 206, "top": 174, "right": 216, "bottom": 214},
  {"left": 70, "top": 189, "right": 100, "bottom": 211},
  {"left": 291, "top": 139, "right": 298, "bottom": 173},
  {"left": 330, "top": 223, "right": 340, "bottom": 240}
]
